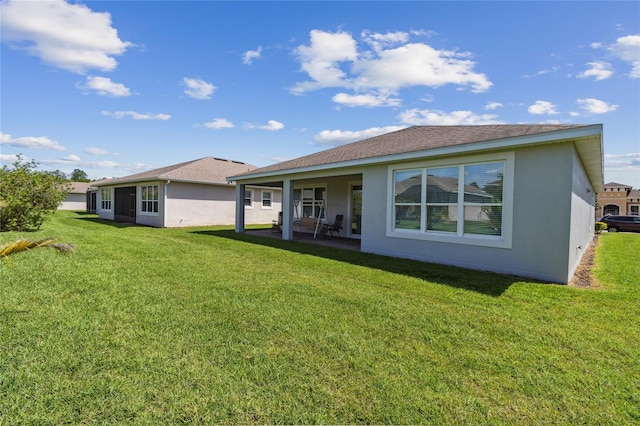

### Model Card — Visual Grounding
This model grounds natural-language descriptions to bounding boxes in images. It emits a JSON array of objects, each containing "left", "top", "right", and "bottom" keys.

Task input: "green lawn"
[{"left": 1, "top": 211, "right": 638, "bottom": 424}]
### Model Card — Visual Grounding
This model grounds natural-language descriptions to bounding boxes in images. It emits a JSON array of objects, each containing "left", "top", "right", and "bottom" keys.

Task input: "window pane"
[
  {"left": 464, "top": 163, "right": 503, "bottom": 203},
  {"left": 426, "top": 205, "right": 458, "bottom": 232},
  {"left": 395, "top": 205, "right": 420, "bottom": 230},
  {"left": 303, "top": 189, "right": 313, "bottom": 200},
  {"left": 395, "top": 170, "right": 421, "bottom": 203},
  {"left": 426, "top": 167, "right": 458, "bottom": 203},
  {"left": 464, "top": 206, "right": 501, "bottom": 235}
]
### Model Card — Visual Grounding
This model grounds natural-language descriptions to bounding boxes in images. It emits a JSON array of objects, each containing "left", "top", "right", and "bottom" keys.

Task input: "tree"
[
  {"left": 0, "top": 156, "right": 70, "bottom": 232},
  {"left": 46, "top": 169, "right": 68, "bottom": 181},
  {"left": 70, "top": 168, "right": 90, "bottom": 182}
]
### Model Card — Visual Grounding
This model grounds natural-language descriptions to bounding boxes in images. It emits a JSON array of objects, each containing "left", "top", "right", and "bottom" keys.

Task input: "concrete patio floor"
[{"left": 245, "top": 229, "right": 361, "bottom": 252}]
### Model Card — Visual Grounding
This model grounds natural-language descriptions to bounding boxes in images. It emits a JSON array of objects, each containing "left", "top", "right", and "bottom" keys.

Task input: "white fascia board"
[{"left": 230, "top": 125, "right": 603, "bottom": 182}]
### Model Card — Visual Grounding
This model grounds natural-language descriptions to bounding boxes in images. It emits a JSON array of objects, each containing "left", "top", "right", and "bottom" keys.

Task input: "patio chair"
[
  {"left": 321, "top": 214, "right": 343, "bottom": 238},
  {"left": 271, "top": 211, "right": 283, "bottom": 232}
]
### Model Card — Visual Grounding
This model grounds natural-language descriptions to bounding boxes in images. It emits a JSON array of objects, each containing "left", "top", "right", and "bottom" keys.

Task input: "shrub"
[
  {"left": 595, "top": 222, "right": 607, "bottom": 234},
  {"left": 0, "top": 157, "right": 70, "bottom": 232}
]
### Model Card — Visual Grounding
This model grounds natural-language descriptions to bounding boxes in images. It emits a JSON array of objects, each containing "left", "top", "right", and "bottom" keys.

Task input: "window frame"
[
  {"left": 261, "top": 190, "right": 273, "bottom": 209},
  {"left": 294, "top": 185, "right": 326, "bottom": 219},
  {"left": 140, "top": 183, "right": 159, "bottom": 216},
  {"left": 387, "top": 152, "right": 514, "bottom": 248},
  {"left": 100, "top": 188, "right": 112, "bottom": 211},
  {"left": 244, "top": 189, "right": 253, "bottom": 208}
]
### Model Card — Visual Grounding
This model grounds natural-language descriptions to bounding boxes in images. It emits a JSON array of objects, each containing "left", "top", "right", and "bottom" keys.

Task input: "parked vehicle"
[{"left": 599, "top": 215, "right": 640, "bottom": 233}]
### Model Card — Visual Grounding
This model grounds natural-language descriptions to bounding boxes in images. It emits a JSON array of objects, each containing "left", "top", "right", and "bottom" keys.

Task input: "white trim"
[
  {"left": 99, "top": 188, "right": 112, "bottom": 212},
  {"left": 348, "top": 180, "right": 363, "bottom": 239},
  {"left": 244, "top": 189, "right": 254, "bottom": 209},
  {"left": 139, "top": 183, "right": 160, "bottom": 216},
  {"left": 261, "top": 190, "right": 273, "bottom": 209},
  {"left": 386, "top": 151, "right": 514, "bottom": 249}
]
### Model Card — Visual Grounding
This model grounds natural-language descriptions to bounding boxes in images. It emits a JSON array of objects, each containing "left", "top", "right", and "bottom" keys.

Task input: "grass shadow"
[
  {"left": 192, "top": 229, "right": 529, "bottom": 297},
  {"left": 75, "top": 217, "right": 141, "bottom": 228}
]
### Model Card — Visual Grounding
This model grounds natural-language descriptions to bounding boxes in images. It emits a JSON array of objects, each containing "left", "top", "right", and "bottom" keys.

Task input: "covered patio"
[{"left": 245, "top": 228, "right": 361, "bottom": 252}]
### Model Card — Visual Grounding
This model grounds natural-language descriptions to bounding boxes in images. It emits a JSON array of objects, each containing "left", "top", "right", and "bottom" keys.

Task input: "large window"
[
  {"left": 294, "top": 186, "right": 326, "bottom": 218},
  {"left": 389, "top": 153, "right": 513, "bottom": 247},
  {"left": 100, "top": 188, "right": 111, "bottom": 211},
  {"left": 141, "top": 184, "right": 159, "bottom": 214}
]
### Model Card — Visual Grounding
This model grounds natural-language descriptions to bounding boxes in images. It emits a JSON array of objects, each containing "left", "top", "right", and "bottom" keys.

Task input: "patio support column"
[
  {"left": 282, "top": 179, "right": 294, "bottom": 240},
  {"left": 235, "top": 183, "right": 245, "bottom": 233}
]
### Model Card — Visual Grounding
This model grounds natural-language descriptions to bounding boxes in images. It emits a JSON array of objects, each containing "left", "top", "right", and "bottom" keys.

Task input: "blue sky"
[{"left": 1, "top": 1, "right": 639, "bottom": 187}]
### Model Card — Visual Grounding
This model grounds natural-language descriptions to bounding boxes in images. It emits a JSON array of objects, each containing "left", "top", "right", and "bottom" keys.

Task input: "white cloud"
[
  {"left": 290, "top": 29, "right": 492, "bottom": 101},
  {"left": 604, "top": 152, "right": 640, "bottom": 166},
  {"left": 101, "top": 111, "right": 171, "bottom": 120},
  {"left": 578, "top": 61, "right": 613, "bottom": 81},
  {"left": 291, "top": 30, "right": 359, "bottom": 93},
  {"left": 536, "top": 65, "right": 561, "bottom": 76},
  {"left": 398, "top": 108, "right": 504, "bottom": 125},
  {"left": 611, "top": 34, "right": 640, "bottom": 78},
  {"left": 576, "top": 98, "right": 618, "bottom": 114},
  {"left": 485, "top": 102, "right": 503, "bottom": 110},
  {"left": 243, "top": 46, "right": 262, "bottom": 65},
  {"left": 0, "top": 0, "right": 132, "bottom": 73},
  {"left": 361, "top": 30, "right": 410, "bottom": 52},
  {"left": 183, "top": 77, "right": 216, "bottom": 100},
  {"left": 62, "top": 154, "right": 81, "bottom": 162},
  {"left": 315, "top": 126, "right": 406, "bottom": 146},
  {"left": 0, "top": 132, "right": 66, "bottom": 151},
  {"left": 204, "top": 118, "right": 234, "bottom": 129},
  {"left": 0, "top": 153, "right": 30, "bottom": 164},
  {"left": 85, "top": 147, "right": 108, "bottom": 155},
  {"left": 84, "top": 76, "right": 131, "bottom": 97},
  {"left": 528, "top": 100, "right": 559, "bottom": 115},
  {"left": 332, "top": 92, "right": 402, "bottom": 108},
  {"left": 259, "top": 120, "right": 284, "bottom": 131}
]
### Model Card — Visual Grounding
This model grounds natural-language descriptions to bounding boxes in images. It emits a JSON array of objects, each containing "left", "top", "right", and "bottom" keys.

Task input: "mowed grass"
[{"left": 1, "top": 211, "right": 638, "bottom": 424}]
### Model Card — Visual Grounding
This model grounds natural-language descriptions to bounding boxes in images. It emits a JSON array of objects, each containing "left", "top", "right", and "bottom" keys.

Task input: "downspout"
[{"left": 163, "top": 180, "right": 170, "bottom": 228}]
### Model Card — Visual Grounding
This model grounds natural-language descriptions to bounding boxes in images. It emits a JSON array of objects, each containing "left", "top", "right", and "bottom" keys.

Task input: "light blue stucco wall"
[
  {"left": 568, "top": 149, "right": 597, "bottom": 280},
  {"left": 361, "top": 143, "right": 588, "bottom": 283}
]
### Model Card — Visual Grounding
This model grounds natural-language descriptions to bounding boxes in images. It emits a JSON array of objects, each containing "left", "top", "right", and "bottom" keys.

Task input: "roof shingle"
[
  {"left": 93, "top": 157, "right": 256, "bottom": 186},
  {"left": 231, "top": 124, "right": 592, "bottom": 178}
]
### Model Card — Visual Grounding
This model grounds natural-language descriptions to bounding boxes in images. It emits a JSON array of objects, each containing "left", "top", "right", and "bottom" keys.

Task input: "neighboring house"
[
  {"left": 92, "top": 157, "right": 281, "bottom": 227},
  {"left": 228, "top": 125, "right": 603, "bottom": 284},
  {"left": 597, "top": 182, "right": 640, "bottom": 217},
  {"left": 58, "top": 182, "right": 93, "bottom": 210}
]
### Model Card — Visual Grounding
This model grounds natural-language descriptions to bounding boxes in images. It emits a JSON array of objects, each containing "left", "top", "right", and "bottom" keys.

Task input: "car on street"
[{"left": 599, "top": 215, "right": 640, "bottom": 233}]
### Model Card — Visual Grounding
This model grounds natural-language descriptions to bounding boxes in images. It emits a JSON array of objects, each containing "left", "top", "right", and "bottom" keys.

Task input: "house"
[
  {"left": 92, "top": 157, "right": 281, "bottom": 227},
  {"left": 58, "top": 181, "right": 93, "bottom": 210},
  {"left": 228, "top": 125, "right": 603, "bottom": 284},
  {"left": 597, "top": 182, "right": 640, "bottom": 217}
]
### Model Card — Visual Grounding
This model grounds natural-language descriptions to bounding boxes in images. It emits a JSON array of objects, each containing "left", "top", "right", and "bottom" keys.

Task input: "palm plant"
[{"left": 0, "top": 238, "right": 75, "bottom": 267}]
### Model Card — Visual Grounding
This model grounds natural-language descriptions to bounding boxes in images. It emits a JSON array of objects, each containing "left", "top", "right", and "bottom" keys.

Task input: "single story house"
[
  {"left": 58, "top": 181, "right": 93, "bottom": 210},
  {"left": 92, "top": 157, "right": 281, "bottom": 227},
  {"left": 228, "top": 125, "right": 603, "bottom": 284}
]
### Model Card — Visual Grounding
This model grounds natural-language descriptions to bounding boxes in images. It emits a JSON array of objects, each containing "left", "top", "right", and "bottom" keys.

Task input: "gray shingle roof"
[
  {"left": 68, "top": 182, "right": 93, "bottom": 193},
  {"left": 230, "top": 124, "right": 593, "bottom": 179},
  {"left": 93, "top": 157, "right": 256, "bottom": 187}
]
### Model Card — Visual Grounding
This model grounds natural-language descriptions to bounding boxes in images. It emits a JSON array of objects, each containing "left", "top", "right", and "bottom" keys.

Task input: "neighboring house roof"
[
  {"left": 395, "top": 175, "right": 491, "bottom": 200},
  {"left": 67, "top": 182, "right": 93, "bottom": 193},
  {"left": 628, "top": 190, "right": 640, "bottom": 199},
  {"left": 603, "top": 182, "right": 632, "bottom": 188},
  {"left": 228, "top": 125, "right": 603, "bottom": 189},
  {"left": 92, "top": 157, "right": 257, "bottom": 187}
]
